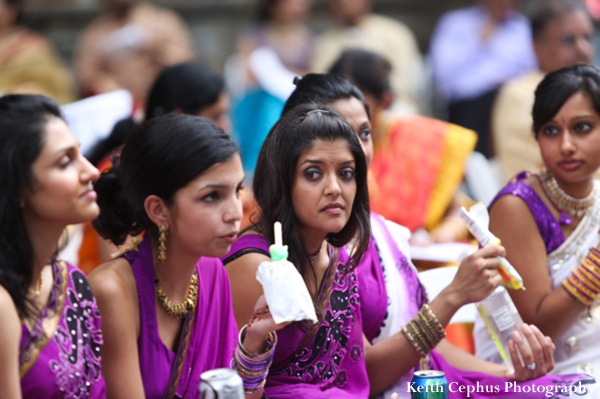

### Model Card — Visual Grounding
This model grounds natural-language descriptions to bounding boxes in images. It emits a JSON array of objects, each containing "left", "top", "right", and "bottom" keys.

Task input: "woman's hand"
[
  {"left": 242, "top": 295, "right": 289, "bottom": 354},
  {"left": 505, "top": 324, "right": 555, "bottom": 381},
  {"left": 444, "top": 246, "right": 505, "bottom": 306}
]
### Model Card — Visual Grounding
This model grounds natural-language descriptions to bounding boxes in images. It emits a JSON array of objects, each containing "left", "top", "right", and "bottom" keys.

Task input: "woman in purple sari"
[
  {"left": 90, "top": 114, "right": 278, "bottom": 398},
  {"left": 224, "top": 103, "right": 373, "bottom": 398},
  {"left": 281, "top": 72, "right": 595, "bottom": 398},
  {"left": 0, "top": 94, "right": 105, "bottom": 398}
]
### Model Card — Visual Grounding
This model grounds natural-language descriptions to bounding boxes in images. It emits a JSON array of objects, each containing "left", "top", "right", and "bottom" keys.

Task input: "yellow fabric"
[
  {"left": 0, "top": 28, "right": 76, "bottom": 104},
  {"left": 424, "top": 123, "right": 477, "bottom": 230}
]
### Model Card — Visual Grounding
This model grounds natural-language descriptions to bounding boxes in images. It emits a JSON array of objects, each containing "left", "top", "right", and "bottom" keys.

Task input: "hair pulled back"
[
  {"left": 253, "top": 103, "right": 371, "bottom": 319},
  {"left": 282, "top": 73, "right": 370, "bottom": 118},
  {"left": 533, "top": 64, "right": 600, "bottom": 136},
  {"left": 93, "top": 114, "right": 238, "bottom": 244}
]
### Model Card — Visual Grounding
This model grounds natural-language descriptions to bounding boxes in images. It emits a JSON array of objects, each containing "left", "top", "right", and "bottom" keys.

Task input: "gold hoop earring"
[{"left": 158, "top": 225, "right": 168, "bottom": 264}]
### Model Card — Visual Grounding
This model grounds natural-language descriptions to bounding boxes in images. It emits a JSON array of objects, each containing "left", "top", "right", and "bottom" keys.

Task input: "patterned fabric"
[
  {"left": 223, "top": 234, "right": 370, "bottom": 398},
  {"left": 360, "top": 213, "right": 595, "bottom": 398},
  {"left": 369, "top": 114, "right": 477, "bottom": 232},
  {"left": 123, "top": 238, "right": 238, "bottom": 399},
  {"left": 477, "top": 173, "right": 600, "bottom": 385},
  {"left": 489, "top": 172, "right": 565, "bottom": 253},
  {"left": 20, "top": 260, "right": 105, "bottom": 399}
]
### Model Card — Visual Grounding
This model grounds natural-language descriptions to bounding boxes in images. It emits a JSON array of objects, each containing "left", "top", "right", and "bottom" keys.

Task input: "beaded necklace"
[{"left": 539, "top": 169, "right": 597, "bottom": 224}]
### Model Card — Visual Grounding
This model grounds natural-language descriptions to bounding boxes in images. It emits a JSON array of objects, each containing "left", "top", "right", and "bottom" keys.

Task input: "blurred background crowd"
[{"left": 4, "top": 0, "right": 600, "bottom": 268}]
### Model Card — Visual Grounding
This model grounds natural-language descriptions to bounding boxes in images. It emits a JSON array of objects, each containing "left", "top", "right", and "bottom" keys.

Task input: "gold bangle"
[
  {"left": 580, "top": 260, "right": 600, "bottom": 290},
  {"left": 568, "top": 274, "right": 597, "bottom": 301},
  {"left": 421, "top": 304, "right": 447, "bottom": 341},
  {"left": 563, "top": 278, "right": 594, "bottom": 307},
  {"left": 402, "top": 322, "right": 427, "bottom": 357},
  {"left": 238, "top": 324, "right": 277, "bottom": 360},
  {"left": 574, "top": 267, "right": 600, "bottom": 293}
]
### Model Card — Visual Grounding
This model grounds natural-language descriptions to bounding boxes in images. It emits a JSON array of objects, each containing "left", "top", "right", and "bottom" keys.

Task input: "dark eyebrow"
[
  {"left": 199, "top": 176, "right": 246, "bottom": 191},
  {"left": 300, "top": 159, "right": 324, "bottom": 166},
  {"left": 52, "top": 145, "right": 77, "bottom": 157}
]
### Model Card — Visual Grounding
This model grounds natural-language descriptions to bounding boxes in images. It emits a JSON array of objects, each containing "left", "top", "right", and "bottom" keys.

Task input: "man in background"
[{"left": 492, "top": 0, "right": 594, "bottom": 181}]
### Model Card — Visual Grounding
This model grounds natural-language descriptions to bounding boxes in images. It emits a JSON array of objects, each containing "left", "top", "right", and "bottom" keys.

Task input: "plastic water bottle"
[{"left": 476, "top": 286, "right": 529, "bottom": 372}]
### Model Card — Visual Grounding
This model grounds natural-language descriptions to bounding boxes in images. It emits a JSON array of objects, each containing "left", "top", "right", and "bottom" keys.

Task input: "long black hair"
[
  {"left": 253, "top": 103, "right": 371, "bottom": 319},
  {"left": 282, "top": 73, "right": 370, "bottom": 118},
  {"left": 533, "top": 64, "right": 600, "bottom": 137},
  {"left": 93, "top": 114, "right": 238, "bottom": 244},
  {"left": 0, "top": 94, "right": 63, "bottom": 318}
]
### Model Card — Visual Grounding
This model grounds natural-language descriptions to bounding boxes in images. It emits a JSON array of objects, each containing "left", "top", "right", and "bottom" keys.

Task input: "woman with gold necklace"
[
  {"left": 0, "top": 94, "right": 105, "bottom": 398},
  {"left": 475, "top": 64, "right": 600, "bottom": 381},
  {"left": 90, "top": 114, "right": 281, "bottom": 399}
]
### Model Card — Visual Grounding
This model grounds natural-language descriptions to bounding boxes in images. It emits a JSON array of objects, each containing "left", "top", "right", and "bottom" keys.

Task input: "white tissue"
[{"left": 256, "top": 260, "right": 318, "bottom": 325}]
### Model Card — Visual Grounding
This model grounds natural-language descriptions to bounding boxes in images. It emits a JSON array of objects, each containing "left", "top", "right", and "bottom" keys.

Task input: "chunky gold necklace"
[
  {"left": 540, "top": 170, "right": 597, "bottom": 219},
  {"left": 154, "top": 270, "right": 198, "bottom": 319}
]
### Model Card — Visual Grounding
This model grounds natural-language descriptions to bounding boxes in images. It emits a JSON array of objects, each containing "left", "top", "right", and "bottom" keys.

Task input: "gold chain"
[
  {"left": 154, "top": 271, "right": 198, "bottom": 319},
  {"left": 29, "top": 271, "right": 43, "bottom": 298},
  {"left": 540, "top": 170, "right": 596, "bottom": 219}
]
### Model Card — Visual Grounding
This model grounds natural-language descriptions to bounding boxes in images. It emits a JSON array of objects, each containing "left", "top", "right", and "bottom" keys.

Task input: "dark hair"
[
  {"left": 93, "top": 114, "right": 238, "bottom": 244},
  {"left": 145, "top": 62, "right": 225, "bottom": 120},
  {"left": 282, "top": 73, "right": 370, "bottom": 119},
  {"left": 328, "top": 49, "right": 392, "bottom": 101},
  {"left": 258, "top": 0, "right": 280, "bottom": 21},
  {"left": 0, "top": 94, "right": 63, "bottom": 318},
  {"left": 533, "top": 64, "right": 600, "bottom": 136},
  {"left": 529, "top": 0, "right": 589, "bottom": 40},
  {"left": 253, "top": 103, "right": 371, "bottom": 319}
]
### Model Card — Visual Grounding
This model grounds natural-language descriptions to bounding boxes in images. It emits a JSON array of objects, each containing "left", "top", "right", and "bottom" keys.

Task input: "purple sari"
[
  {"left": 124, "top": 238, "right": 238, "bottom": 399},
  {"left": 358, "top": 212, "right": 595, "bottom": 398},
  {"left": 223, "top": 234, "right": 370, "bottom": 398},
  {"left": 20, "top": 260, "right": 105, "bottom": 398}
]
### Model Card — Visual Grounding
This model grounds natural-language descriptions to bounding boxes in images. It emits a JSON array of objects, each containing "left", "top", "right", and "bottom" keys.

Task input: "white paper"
[
  {"left": 256, "top": 260, "right": 317, "bottom": 324},
  {"left": 409, "top": 242, "right": 477, "bottom": 263}
]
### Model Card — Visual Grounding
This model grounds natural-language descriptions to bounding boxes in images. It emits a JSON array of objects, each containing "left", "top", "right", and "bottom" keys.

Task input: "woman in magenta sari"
[
  {"left": 224, "top": 103, "right": 373, "bottom": 398},
  {"left": 90, "top": 114, "right": 279, "bottom": 398},
  {"left": 0, "top": 94, "right": 105, "bottom": 398},
  {"left": 281, "top": 73, "right": 596, "bottom": 398}
]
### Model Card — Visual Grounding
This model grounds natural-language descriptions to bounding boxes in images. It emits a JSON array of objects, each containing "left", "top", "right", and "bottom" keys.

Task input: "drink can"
[
  {"left": 199, "top": 368, "right": 244, "bottom": 399},
  {"left": 411, "top": 370, "right": 448, "bottom": 399}
]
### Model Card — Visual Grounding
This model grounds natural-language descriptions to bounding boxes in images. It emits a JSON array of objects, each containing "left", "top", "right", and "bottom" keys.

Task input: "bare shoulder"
[
  {"left": 89, "top": 258, "right": 136, "bottom": 300},
  {"left": 88, "top": 258, "right": 139, "bottom": 328}
]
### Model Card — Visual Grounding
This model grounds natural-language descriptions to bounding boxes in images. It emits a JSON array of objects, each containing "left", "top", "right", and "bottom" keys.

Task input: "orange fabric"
[
  {"left": 77, "top": 155, "right": 114, "bottom": 273},
  {"left": 445, "top": 323, "right": 475, "bottom": 354},
  {"left": 369, "top": 115, "right": 448, "bottom": 231}
]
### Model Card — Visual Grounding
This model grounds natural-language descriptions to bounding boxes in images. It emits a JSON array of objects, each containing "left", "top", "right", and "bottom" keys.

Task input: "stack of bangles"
[
  {"left": 562, "top": 248, "right": 600, "bottom": 307},
  {"left": 401, "top": 304, "right": 446, "bottom": 357},
  {"left": 234, "top": 325, "right": 277, "bottom": 394}
]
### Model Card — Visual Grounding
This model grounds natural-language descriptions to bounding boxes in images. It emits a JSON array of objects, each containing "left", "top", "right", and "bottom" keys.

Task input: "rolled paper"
[{"left": 459, "top": 203, "right": 525, "bottom": 290}]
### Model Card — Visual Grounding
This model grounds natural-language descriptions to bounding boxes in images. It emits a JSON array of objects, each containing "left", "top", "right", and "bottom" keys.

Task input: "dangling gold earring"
[{"left": 158, "top": 225, "right": 168, "bottom": 264}]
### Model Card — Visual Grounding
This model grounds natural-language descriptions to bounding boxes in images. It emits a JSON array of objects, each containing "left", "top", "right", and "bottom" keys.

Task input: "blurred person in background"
[
  {"left": 329, "top": 50, "right": 476, "bottom": 243},
  {"left": 74, "top": 0, "right": 194, "bottom": 109},
  {"left": 0, "top": 0, "right": 76, "bottom": 103},
  {"left": 430, "top": 0, "right": 537, "bottom": 157},
  {"left": 493, "top": 0, "right": 594, "bottom": 181},
  {"left": 231, "top": 0, "right": 314, "bottom": 179},
  {"left": 78, "top": 62, "right": 230, "bottom": 272},
  {"left": 311, "top": 0, "right": 424, "bottom": 115}
]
